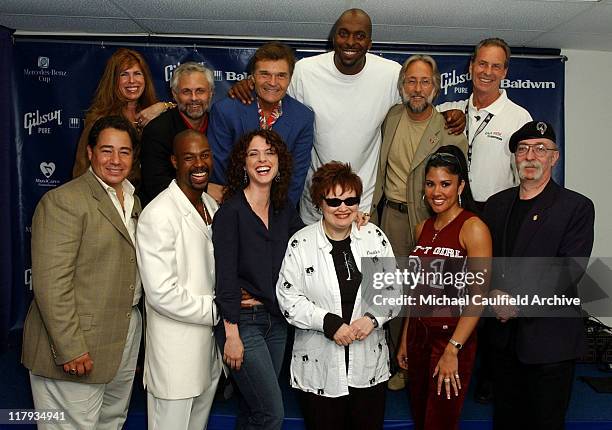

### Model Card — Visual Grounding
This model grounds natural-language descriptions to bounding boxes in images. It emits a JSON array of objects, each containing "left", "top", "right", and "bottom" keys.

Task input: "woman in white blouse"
[{"left": 277, "top": 161, "right": 399, "bottom": 430}]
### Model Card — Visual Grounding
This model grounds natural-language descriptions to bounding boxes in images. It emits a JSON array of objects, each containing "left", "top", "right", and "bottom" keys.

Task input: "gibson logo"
[
  {"left": 24, "top": 109, "right": 62, "bottom": 135},
  {"left": 440, "top": 70, "right": 470, "bottom": 96},
  {"left": 164, "top": 61, "right": 207, "bottom": 82}
]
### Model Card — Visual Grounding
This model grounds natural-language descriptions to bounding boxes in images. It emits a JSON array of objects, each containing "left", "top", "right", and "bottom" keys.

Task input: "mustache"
[{"left": 519, "top": 161, "right": 541, "bottom": 169}]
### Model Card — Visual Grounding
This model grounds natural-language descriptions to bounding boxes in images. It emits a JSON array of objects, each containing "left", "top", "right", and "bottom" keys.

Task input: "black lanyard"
[{"left": 465, "top": 104, "right": 494, "bottom": 170}]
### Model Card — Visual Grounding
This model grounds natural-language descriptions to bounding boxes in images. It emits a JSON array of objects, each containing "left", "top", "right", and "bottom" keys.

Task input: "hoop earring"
[
  {"left": 275, "top": 172, "right": 281, "bottom": 182},
  {"left": 422, "top": 194, "right": 426, "bottom": 203}
]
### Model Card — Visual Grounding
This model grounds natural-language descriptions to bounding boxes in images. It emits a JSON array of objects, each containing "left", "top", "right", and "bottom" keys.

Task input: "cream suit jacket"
[
  {"left": 137, "top": 180, "right": 222, "bottom": 399},
  {"left": 370, "top": 105, "right": 468, "bottom": 249}
]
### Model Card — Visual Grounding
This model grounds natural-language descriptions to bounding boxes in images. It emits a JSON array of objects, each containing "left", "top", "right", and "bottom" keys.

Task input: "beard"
[
  {"left": 178, "top": 102, "right": 207, "bottom": 120},
  {"left": 402, "top": 91, "right": 435, "bottom": 114},
  {"left": 518, "top": 160, "right": 544, "bottom": 181}
]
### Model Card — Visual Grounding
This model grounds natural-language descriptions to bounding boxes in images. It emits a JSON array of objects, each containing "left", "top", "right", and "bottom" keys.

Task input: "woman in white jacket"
[{"left": 277, "top": 162, "right": 400, "bottom": 430}]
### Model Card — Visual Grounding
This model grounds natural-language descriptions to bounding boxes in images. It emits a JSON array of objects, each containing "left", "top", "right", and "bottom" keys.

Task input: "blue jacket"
[{"left": 208, "top": 94, "right": 314, "bottom": 206}]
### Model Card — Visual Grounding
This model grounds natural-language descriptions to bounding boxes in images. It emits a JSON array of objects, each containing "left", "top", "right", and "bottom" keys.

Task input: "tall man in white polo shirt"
[
  {"left": 439, "top": 38, "right": 532, "bottom": 208},
  {"left": 438, "top": 37, "right": 532, "bottom": 404}
]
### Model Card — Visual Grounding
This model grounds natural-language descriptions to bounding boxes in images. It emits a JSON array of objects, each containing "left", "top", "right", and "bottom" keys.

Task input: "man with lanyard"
[
  {"left": 438, "top": 37, "right": 531, "bottom": 211},
  {"left": 207, "top": 42, "right": 314, "bottom": 205},
  {"left": 140, "top": 62, "right": 215, "bottom": 206},
  {"left": 437, "top": 37, "right": 532, "bottom": 404}
]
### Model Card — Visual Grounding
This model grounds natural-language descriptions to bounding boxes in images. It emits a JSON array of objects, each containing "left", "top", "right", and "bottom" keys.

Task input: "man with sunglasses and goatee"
[{"left": 369, "top": 55, "right": 467, "bottom": 391}]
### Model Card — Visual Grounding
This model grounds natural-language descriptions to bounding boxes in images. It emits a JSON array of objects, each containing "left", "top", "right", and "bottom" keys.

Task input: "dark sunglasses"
[{"left": 324, "top": 197, "right": 361, "bottom": 207}]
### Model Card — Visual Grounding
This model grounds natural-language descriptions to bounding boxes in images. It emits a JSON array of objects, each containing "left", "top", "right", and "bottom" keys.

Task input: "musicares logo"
[
  {"left": 36, "top": 161, "right": 60, "bottom": 188},
  {"left": 40, "top": 162, "right": 56, "bottom": 178}
]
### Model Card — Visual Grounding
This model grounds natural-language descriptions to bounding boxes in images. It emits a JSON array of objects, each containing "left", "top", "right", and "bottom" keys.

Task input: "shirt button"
[
  {"left": 130, "top": 257, "right": 135, "bottom": 263},
  {"left": 129, "top": 284, "right": 135, "bottom": 290},
  {"left": 442, "top": 325, "right": 448, "bottom": 330},
  {"left": 126, "top": 312, "right": 131, "bottom": 319}
]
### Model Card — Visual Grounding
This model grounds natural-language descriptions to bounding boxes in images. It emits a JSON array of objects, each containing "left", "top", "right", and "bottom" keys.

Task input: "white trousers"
[
  {"left": 146, "top": 362, "right": 221, "bottom": 430},
  {"left": 30, "top": 307, "right": 142, "bottom": 430}
]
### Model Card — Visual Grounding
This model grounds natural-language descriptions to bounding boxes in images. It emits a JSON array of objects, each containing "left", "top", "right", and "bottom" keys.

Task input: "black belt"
[{"left": 385, "top": 200, "right": 409, "bottom": 214}]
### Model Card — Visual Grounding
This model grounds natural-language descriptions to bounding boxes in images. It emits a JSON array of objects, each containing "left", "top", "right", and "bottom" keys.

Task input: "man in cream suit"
[
  {"left": 137, "top": 129, "right": 222, "bottom": 429},
  {"left": 22, "top": 115, "right": 142, "bottom": 429}
]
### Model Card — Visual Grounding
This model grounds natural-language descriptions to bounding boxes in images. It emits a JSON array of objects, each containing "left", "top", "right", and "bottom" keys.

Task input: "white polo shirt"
[{"left": 439, "top": 90, "right": 531, "bottom": 202}]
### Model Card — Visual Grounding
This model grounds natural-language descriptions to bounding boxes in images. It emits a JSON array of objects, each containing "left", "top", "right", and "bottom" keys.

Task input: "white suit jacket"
[{"left": 137, "top": 180, "right": 222, "bottom": 399}]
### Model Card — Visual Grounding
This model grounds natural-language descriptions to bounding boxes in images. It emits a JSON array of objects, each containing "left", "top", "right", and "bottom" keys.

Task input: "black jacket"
[{"left": 483, "top": 179, "right": 594, "bottom": 364}]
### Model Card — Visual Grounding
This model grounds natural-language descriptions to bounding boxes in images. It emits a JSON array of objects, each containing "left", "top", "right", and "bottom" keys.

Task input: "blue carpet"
[{"left": 1, "top": 344, "right": 611, "bottom": 429}]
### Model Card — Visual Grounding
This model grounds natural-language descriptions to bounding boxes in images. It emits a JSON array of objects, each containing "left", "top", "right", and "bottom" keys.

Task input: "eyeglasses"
[
  {"left": 515, "top": 143, "right": 558, "bottom": 157},
  {"left": 404, "top": 78, "right": 433, "bottom": 88},
  {"left": 324, "top": 197, "right": 361, "bottom": 207}
]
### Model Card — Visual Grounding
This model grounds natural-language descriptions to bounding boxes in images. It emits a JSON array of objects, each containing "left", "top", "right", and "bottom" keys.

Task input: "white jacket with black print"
[{"left": 276, "top": 219, "right": 401, "bottom": 398}]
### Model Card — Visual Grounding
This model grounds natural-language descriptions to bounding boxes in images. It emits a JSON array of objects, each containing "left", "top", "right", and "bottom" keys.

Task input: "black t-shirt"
[{"left": 506, "top": 193, "right": 540, "bottom": 256}]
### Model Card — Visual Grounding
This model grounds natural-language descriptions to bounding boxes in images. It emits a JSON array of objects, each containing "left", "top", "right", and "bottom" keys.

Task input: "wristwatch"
[
  {"left": 364, "top": 312, "right": 379, "bottom": 328},
  {"left": 449, "top": 338, "right": 463, "bottom": 350}
]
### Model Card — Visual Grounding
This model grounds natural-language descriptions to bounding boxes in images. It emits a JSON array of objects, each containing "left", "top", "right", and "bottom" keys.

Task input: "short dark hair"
[
  {"left": 249, "top": 42, "right": 296, "bottom": 76},
  {"left": 310, "top": 162, "right": 363, "bottom": 209},
  {"left": 472, "top": 38, "right": 511, "bottom": 68},
  {"left": 224, "top": 129, "right": 293, "bottom": 210},
  {"left": 172, "top": 129, "right": 207, "bottom": 155},
  {"left": 425, "top": 145, "right": 477, "bottom": 214},
  {"left": 88, "top": 115, "right": 138, "bottom": 149},
  {"left": 333, "top": 8, "right": 372, "bottom": 38}
]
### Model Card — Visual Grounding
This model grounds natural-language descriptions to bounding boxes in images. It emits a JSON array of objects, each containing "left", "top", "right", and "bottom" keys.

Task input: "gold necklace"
[{"left": 431, "top": 209, "right": 463, "bottom": 242}]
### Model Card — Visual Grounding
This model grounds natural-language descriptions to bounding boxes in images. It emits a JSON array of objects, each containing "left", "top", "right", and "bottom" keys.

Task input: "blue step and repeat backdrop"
[{"left": 7, "top": 39, "right": 565, "bottom": 341}]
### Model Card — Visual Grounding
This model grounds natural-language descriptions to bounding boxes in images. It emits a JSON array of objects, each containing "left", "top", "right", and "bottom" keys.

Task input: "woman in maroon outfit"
[{"left": 396, "top": 145, "right": 492, "bottom": 430}]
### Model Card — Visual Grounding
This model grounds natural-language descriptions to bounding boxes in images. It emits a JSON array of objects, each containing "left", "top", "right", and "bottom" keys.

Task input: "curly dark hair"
[
  {"left": 310, "top": 161, "right": 363, "bottom": 208},
  {"left": 223, "top": 129, "right": 293, "bottom": 210}
]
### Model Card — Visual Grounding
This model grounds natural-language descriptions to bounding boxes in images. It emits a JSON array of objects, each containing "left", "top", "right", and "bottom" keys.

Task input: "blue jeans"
[{"left": 216, "top": 306, "right": 287, "bottom": 430}]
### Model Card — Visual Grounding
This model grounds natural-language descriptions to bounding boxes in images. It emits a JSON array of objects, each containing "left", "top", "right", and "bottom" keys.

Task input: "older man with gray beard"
[
  {"left": 140, "top": 62, "right": 215, "bottom": 206},
  {"left": 483, "top": 120, "right": 594, "bottom": 430},
  {"left": 369, "top": 55, "right": 468, "bottom": 390}
]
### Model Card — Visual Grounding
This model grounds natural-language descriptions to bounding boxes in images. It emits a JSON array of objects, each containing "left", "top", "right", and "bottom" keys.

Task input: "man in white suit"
[{"left": 136, "top": 129, "right": 222, "bottom": 429}]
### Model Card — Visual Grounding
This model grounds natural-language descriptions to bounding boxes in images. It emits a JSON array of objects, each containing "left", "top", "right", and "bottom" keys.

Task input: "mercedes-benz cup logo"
[
  {"left": 40, "top": 162, "right": 56, "bottom": 178},
  {"left": 536, "top": 122, "right": 547, "bottom": 135},
  {"left": 37, "top": 56, "right": 50, "bottom": 69}
]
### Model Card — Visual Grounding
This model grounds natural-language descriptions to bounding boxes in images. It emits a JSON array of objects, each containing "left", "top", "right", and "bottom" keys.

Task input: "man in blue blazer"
[
  {"left": 208, "top": 42, "right": 314, "bottom": 206},
  {"left": 483, "top": 121, "right": 594, "bottom": 430}
]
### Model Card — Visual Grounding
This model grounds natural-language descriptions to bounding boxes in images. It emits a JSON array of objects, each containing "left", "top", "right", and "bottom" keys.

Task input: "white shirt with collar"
[
  {"left": 90, "top": 167, "right": 141, "bottom": 306},
  {"left": 276, "top": 220, "right": 401, "bottom": 398},
  {"left": 438, "top": 90, "right": 532, "bottom": 202}
]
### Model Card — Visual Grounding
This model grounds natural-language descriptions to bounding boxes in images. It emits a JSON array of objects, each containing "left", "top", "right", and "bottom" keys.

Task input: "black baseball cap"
[{"left": 509, "top": 121, "right": 556, "bottom": 153}]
